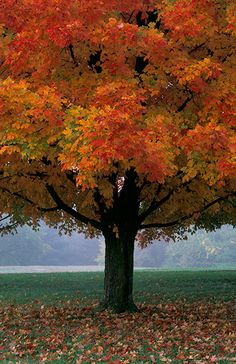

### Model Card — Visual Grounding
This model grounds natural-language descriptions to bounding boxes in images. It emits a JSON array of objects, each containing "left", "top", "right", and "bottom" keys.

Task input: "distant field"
[{"left": 0, "top": 271, "right": 235, "bottom": 363}]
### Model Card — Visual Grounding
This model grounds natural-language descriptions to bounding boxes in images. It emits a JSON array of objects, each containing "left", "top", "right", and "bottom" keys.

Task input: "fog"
[{"left": 0, "top": 225, "right": 235, "bottom": 271}]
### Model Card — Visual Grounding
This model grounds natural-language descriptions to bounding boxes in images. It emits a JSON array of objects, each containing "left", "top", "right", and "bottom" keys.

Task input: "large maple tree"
[{"left": 0, "top": 0, "right": 235, "bottom": 312}]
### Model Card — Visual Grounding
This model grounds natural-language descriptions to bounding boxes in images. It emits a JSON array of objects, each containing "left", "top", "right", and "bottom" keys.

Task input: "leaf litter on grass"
[{"left": 0, "top": 299, "right": 235, "bottom": 363}]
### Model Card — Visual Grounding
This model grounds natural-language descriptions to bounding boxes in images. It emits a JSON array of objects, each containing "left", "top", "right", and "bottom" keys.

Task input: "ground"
[{"left": 0, "top": 271, "right": 235, "bottom": 363}]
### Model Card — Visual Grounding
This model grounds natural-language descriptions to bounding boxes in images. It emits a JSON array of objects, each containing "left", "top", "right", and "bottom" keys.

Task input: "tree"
[
  {"left": 164, "top": 226, "right": 236, "bottom": 269},
  {"left": 0, "top": 0, "right": 235, "bottom": 312},
  {"left": 0, "top": 223, "right": 100, "bottom": 266}
]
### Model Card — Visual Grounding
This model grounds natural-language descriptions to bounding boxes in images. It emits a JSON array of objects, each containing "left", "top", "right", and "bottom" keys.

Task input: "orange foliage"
[{"left": 0, "top": 0, "right": 235, "bottom": 235}]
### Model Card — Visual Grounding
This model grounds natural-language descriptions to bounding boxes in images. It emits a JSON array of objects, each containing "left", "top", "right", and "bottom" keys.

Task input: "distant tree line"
[{"left": 0, "top": 225, "right": 235, "bottom": 269}]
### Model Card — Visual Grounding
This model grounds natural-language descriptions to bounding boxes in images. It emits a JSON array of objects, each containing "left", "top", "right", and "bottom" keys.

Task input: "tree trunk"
[
  {"left": 101, "top": 229, "right": 138, "bottom": 313},
  {"left": 97, "top": 169, "right": 140, "bottom": 313}
]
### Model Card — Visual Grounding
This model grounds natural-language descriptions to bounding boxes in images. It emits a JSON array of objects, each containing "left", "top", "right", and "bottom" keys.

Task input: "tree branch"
[
  {"left": 176, "top": 95, "right": 193, "bottom": 112},
  {"left": 45, "top": 184, "right": 102, "bottom": 230},
  {"left": 140, "top": 195, "right": 230, "bottom": 230},
  {"left": 138, "top": 177, "right": 193, "bottom": 224},
  {"left": 221, "top": 52, "right": 233, "bottom": 63},
  {"left": 65, "top": 171, "right": 77, "bottom": 185},
  {"left": 68, "top": 44, "right": 79, "bottom": 67},
  {"left": 188, "top": 42, "right": 206, "bottom": 55},
  {"left": 0, "top": 222, "right": 18, "bottom": 234},
  {"left": 138, "top": 184, "right": 162, "bottom": 222},
  {"left": 0, "top": 214, "right": 11, "bottom": 222},
  {"left": 0, "top": 187, "right": 59, "bottom": 212},
  {"left": 121, "top": 10, "right": 134, "bottom": 23}
]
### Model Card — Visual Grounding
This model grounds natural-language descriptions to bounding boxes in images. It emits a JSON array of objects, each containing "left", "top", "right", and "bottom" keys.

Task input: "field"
[{"left": 0, "top": 270, "right": 235, "bottom": 363}]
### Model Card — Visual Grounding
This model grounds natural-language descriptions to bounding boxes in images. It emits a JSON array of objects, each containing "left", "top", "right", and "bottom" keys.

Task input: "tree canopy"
[{"left": 0, "top": 0, "right": 235, "bottom": 311}]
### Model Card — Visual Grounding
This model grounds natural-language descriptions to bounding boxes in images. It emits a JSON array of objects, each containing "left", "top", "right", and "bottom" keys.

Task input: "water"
[
  {"left": 0, "top": 265, "right": 105, "bottom": 273},
  {"left": 0, "top": 266, "right": 152, "bottom": 273}
]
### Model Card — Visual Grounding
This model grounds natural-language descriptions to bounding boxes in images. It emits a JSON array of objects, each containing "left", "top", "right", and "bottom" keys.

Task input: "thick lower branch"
[
  {"left": 45, "top": 184, "right": 102, "bottom": 230},
  {"left": 138, "top": 177, "right": 194, "bottom": 224},
  {"left": 140, "top": 195, "right": 232, "bottom": 230},
  {"left": 0, "top": 187, "right": 59, "bottom": 212}
]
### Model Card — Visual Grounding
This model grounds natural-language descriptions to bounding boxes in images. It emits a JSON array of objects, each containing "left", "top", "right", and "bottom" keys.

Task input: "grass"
[
  {"left": 0, "top": 270, "right": 235, "bottom": 363},
  {"left": 0, "top": 270, "right": 235, "bottom": 304}
]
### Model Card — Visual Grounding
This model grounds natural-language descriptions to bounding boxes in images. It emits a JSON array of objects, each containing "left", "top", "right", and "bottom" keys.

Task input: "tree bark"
[
  {"left": 97, "top": 169, "right": 140, "bottom": 313},
  {"left": 101, "top": 229, "right": 138, "bottom": 313}
]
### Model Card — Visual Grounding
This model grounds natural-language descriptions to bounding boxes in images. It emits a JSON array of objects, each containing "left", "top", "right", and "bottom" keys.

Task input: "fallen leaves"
[{"left": 0, "top": 299, "right": 235, "bottom": 363}]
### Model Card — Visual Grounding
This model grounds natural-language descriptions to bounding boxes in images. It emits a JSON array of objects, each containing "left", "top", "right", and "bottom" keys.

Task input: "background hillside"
[{"left": 0, "top": 225, "right": 235, "bottom": 269}]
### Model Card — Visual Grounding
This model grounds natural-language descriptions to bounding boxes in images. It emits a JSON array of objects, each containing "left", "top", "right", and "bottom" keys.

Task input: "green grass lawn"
[
  {"left": 0, "top": 270, "right": 235, "bottom": 304},
  {"left": 0, "top": 270, "right": 235, "bottom": 363}
]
